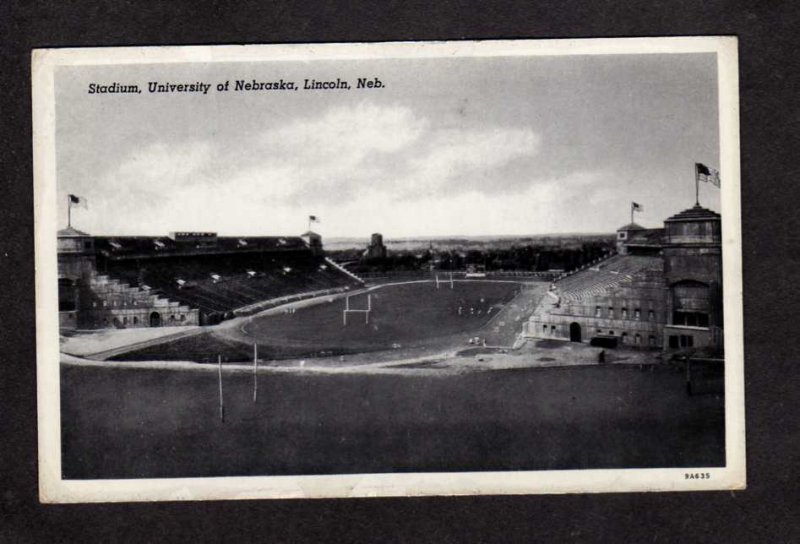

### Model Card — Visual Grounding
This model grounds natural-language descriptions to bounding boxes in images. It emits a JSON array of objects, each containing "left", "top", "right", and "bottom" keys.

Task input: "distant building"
[
  {"left": 363, "top": 232, "right": 387, "bottom": 260},
  {"left": 525, "top": 204, "right": 722, "bottom": 353},
  {"left": 301, "top": 230, "right": 324, "bottom": 256}
]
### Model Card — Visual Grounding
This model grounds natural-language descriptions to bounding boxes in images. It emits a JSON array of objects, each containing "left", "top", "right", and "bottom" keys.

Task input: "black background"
[{"left": 1, "top": 2, "right": 798, "bottom": 542}]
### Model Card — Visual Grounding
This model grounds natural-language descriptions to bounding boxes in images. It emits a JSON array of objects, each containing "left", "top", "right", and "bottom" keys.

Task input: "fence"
[
  {"left": 355, "top": 269, "right": 559, "bottom": 281},
  {"left": 233, "top": 286, "right": 352, "bottom": 316}
]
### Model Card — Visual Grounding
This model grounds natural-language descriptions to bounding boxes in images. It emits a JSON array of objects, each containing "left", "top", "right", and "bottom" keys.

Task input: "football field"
[
  {"left": 116, "top": 280, "right": 533, "bottom": 362},
  {"left": 242, "top": 280, "right": 522, "bottom": 349}
]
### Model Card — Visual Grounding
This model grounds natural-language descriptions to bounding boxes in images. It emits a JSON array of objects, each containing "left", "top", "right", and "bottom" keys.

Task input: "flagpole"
[
  {"left": 630, "top": 202, "right": 634, "bottom": 225},
  {"left": 67, "top": 195, "right": 71, "bottom": 228},
  {"left": 694, "top": 163, "right": 700, "bottom": 207}
]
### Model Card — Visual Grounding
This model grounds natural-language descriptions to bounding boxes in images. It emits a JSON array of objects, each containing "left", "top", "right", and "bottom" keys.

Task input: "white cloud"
[
  {"left": 397, "top": 127, "right": 540, "bottom": 198},
  {"left": 76, "top": 102, "right": 598, "bottom": 236},
  {"left": 297, "top": 170, "right": 609, "bottom": 237}
]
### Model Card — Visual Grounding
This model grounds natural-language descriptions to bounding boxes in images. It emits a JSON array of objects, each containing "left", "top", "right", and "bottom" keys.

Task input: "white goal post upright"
[
  {"left": 435, "top": 272, "right": 454, "bottom": 289},
  {"left": 252, "top": 343, "right": 258, "bottom": 403},
  {"left": 218, "top": 355, "right": 224, "bottom": 423},
  {"left": 343, "top": 293, "right": 371, "bottom": 325}
]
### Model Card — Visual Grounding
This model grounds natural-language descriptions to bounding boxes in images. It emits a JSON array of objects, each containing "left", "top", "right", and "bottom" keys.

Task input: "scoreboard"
[{"left": 170, "top": 232, "right": 218, "bottom": 243}]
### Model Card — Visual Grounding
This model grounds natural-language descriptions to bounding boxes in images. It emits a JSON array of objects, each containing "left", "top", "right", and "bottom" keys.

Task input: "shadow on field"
[{"left": 61, "top": 364, "right": 725, "bottom": 479}]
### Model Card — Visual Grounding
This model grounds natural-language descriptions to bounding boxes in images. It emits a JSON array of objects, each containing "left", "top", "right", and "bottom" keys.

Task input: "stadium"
[
  {"left": 58, "top": 196, "right": 723, "bottom": 367},
  {"left": 58, "top": 223, "right": 548, "bottom": 363},
  {"left": 56, "top": 197, "right": 726, "bottom": 480}
]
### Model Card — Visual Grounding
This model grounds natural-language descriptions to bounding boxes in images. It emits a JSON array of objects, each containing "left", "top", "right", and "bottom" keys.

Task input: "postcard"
[{"left": 33, "top": 37, "right": 744, "bottom": 502}]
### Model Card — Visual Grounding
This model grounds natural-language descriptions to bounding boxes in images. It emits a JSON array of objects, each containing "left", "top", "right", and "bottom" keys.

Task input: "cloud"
[
  {"left": 396, "top": 127, "right": 541, "bottom": 199},
  {"left": 252, "top": 102, "right": 541, "bottom": 203},
  {"left": 259, "top": 102, "right": 428, "bottom": 204},
  {"left": 97, "top": 100, "right": 543, "bottom": 199},
  {"left": 314, "top": 169, "right": 610, "bottom": 237},
  {"left": 81, "top": 101, "right": 572, "bottom": 235}
]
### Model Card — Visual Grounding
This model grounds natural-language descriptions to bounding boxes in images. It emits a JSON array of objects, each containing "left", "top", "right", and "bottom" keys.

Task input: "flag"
[
  {"left": 309, "top": 215, "right": 320, "bottom": 223},
  {"left": 696, "top": 163, "right": 721, "bottom": 187},
  {"left": 68, "top": 194, "right": 88, "bottom": 209},
  {"left": 632, "top": 202, "right": 643, "bottom": 212}
]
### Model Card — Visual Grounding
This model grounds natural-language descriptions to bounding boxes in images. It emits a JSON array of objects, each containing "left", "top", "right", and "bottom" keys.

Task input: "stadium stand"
[
  {"left": 99, "top": 242, "right": 359, "bottom": 323},
  {"left": 526, "top": 203, "right": 723, "bottom": 353},
  {"left": 556, "top": 254, "right": 663, "bottom": 301},
  {"left": 59, "top": 231, "right": 362, "bottom": 328}
]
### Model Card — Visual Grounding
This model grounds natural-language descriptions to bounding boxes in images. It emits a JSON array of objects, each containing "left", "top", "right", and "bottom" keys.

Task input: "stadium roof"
[
  {"left": 91, "top": 235, "right": 307, "bottom": 260},
  {"left": 616, "top": 222, "right": 645, "bottom": 231},
  {"left": 665, "top": 205, "right": 721, "bottom": 223},
  {"left": 57, "top": 226, "right": 91, "bottom": 237}
]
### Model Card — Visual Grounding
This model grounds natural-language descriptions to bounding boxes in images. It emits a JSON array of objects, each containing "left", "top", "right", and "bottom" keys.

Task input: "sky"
[{"left": 55, "top": 52, "right": 720, "bottom": 238}]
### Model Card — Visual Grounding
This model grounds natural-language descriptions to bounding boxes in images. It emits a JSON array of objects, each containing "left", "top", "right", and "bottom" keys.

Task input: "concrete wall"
[
  {"left": 60, "top": 311, "right": 79, "bottom": 332},
  {"left": 76, "top": 274, "right": 199, "bottom": 329},
  {"left": 528, "top": 313, "right": 664, "bottom": 348},
  {"left": 663, "top": 324, "right": 722, "bottom": 350},
  {"left": 526, "top": 208, "right": 724, "bottom": 354},
  {"left": 57, "top": 253, "right": 96, "bottom": 281},
  {"left": 663, "top": 246, "right": 722, "bottom": 287},
  {"left": 82, "top": 307, "right": 200, "bottom": 329},
  {"left": 663, "top": 237, "right": 723, "bottom": 335},
  {"left": 664, "top": 218, "right": 721, "bottom": 246},
  {"left": 526, "top": 270, "right": 668, "bottom": 348}
]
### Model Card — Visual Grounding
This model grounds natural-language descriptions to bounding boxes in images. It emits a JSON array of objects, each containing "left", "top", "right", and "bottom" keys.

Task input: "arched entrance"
[
  {"left": 569, "top": 322, "right": 582, "bottom": 342},
  {"left": 149, "top": 311, "right": 161, "bottom": 327}
]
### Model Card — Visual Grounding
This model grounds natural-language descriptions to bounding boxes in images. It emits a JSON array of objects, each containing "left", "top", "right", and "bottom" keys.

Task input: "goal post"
[
  {"left": 435, "top": 272, "right": 454, "bottom": 289},
  {"left": 343, "top": 293, "right": 371, "bottom": 325}
]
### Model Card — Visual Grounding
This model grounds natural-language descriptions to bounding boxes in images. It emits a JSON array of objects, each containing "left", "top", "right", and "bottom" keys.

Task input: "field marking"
[
  {"left": 60, "top": 346, "right": 620, "bottom": 377},
  {"left": 61, "top": 332, "right": 659, "bottom": 377}
]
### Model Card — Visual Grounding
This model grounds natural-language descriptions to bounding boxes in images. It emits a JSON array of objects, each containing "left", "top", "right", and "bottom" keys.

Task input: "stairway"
[
  {"left": 324, "top": 257, "right": 366, "bottom": 285},
  {"left": 88, "top": 272, "right": 195, "bottom": 326}
]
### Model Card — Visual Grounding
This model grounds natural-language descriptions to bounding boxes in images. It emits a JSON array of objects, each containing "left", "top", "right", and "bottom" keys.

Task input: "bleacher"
[
  {"left": 98, "top": 244, "right": 359, "bottom": 323},
  {"left": 556, "top": 254, "right": 663, "bottom": 301}
]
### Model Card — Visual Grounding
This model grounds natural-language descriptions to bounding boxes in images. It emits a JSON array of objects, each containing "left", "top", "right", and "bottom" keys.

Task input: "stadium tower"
[
  {"left": 57, "top": 227, "right": 95, "bottom": 331},
  {"left": 662, "top": 204, "right": 723, "bottom": 350}
]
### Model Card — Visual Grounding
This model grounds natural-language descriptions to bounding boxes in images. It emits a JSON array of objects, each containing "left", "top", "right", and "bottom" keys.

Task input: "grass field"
[
  {"left": 115, "top": 281, "right": 525, "bottom": 362},
  {"left": 61, "top": 363, "right": 725, "bottom": 479}
]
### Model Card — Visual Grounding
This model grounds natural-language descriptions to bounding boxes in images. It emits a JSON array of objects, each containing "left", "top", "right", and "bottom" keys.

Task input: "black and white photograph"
[{"left": 33, "top": 38, "right": 744, "bottom": 502}]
